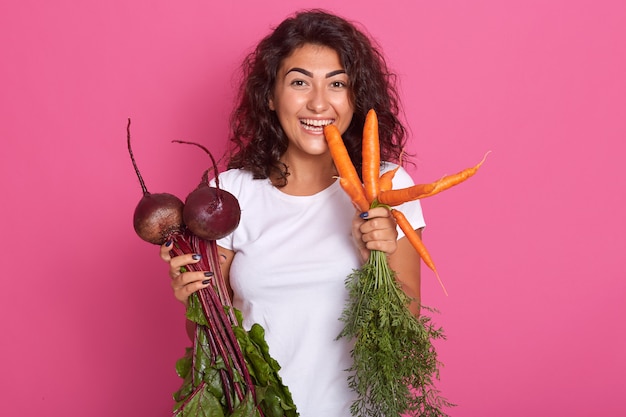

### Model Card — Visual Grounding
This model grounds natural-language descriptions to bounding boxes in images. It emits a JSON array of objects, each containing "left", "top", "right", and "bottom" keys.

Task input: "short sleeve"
[{"left": 381, "top": 162, "right": 426, "bottom": 239}]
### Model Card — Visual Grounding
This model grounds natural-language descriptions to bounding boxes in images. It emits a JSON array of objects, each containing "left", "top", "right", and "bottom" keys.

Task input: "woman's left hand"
[{"left": 352, "top": 206, "right": 398, "bottom": 262}]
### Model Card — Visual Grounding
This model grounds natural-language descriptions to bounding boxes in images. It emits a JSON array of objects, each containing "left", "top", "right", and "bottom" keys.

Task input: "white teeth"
[{"left": 301, "top": 119, "right": 334, "bottom": 127}]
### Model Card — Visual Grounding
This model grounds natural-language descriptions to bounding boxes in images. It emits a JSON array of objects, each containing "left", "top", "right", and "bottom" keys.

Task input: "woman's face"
[{"left": 270, "top": 43, "right": 354, "bottom": 158}]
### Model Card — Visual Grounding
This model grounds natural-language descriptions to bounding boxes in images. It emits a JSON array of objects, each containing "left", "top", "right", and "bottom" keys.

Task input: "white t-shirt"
[{"left": 214, "top": 163, "right": 425, "bottom": 417}]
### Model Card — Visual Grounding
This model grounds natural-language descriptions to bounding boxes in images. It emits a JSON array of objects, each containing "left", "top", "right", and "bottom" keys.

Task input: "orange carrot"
[
  {"left": 337, "top": 177, "right": 371, "bottom": 212},
  {"left": 324, "top": 124, "right": 365, "bottom": 200},
  {"left": 378, "top": 183, "right": 436, "bottom": 206},
  {"left": 418, "top": 151, "right": 490, "bottom": 199},
  {"left": 378, "top": 149, "right": 405, "bottom": 193},
  {"left": 378, "top": 166, "right": 400, "bottom": 193},
  {"left": 362, "top": 109, "right": 380, "bottom": 203},
  {"left": 391, "top": 209, "right": 448, "bottom": 296}
]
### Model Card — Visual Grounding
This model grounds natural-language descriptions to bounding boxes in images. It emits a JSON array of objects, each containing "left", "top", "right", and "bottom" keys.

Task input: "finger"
[
  {"left": 359, "top": 206, "right": 391, "bottom": 220},
  {"left": 351, "top": 212, "right": 369, "bottom": 262},
  {"left": 365, "top": 238, "right": 398, "bottom": 254},
  {"left": 171, "top": 270, "right": 213, "bottom": 289},
  {"left": 360, "top": 215, "right": 398, "bottom": 252},
  {"left": 172, "top": 272, "right": 213, "bottom": 305},
  {"left": 360, "top": 217, "right": 396, "bottom": 236},
  {"left": 160, "top": 240, "right": 174, "bottom": 262},
  {"left": 361, "top": 227, "right": 396, "bottom": 244},
  {"left": 168, "top": 253, "right": 202, "bottom": 279},
  {"left": 352, "top": 210, "right": 365, "bottom": 231}
]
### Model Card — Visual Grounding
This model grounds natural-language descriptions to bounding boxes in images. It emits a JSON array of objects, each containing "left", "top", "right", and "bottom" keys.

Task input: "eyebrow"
[{"left": 285, "top": 68, "right": 347, "bottom": 78}]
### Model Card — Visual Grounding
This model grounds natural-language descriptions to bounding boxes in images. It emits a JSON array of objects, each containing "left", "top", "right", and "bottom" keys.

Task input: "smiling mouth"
[{"left": 300, "top": 118, "right": 334, "bottom": 132}]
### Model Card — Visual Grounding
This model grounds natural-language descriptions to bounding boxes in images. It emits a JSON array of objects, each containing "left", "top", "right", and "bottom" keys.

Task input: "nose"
[{"left": 307, "top": 86, "right": 329, "bottom": 113}]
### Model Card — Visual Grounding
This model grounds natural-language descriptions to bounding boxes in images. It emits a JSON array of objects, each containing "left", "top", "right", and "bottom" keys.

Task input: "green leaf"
[
  {"left": 176, "top": 348, "right": 193, "bottom": 379},
  {"left": 230, "top": 391, "right": 259, "bottom": 417},
  {"left": 173, "top": 383, "right": 225, "bottom": 417},
  {"left": 248, "top": 324, "right": 281, "bottom": 372},
  {"left": 173, "top": 377, "right": 194, "bottom": 405},
  {"left": 173, "top": 348, "right": 194, "bottom": 403},
  {"left": 186, "top": 293, "right": 208, "bottom": 326},
  {"left": 260, "top": 385, "right": 285, "bottom": 417},
  {"left": 245, "top": 343, "right": 271, "bottom": 386},
  {"left": 192, "top": 328, "right": 212, "bottom": 384},
  {"left": 203, "top": 367, "right": 224, "bottom": 401}
]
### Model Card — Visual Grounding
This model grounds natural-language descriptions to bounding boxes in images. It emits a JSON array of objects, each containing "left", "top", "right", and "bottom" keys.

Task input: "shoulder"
[
  {"left": 210, "top": 168, "right": 255, "bottom": 189},
  {"left": 209, "top": 168, "right": 270, "bottom": 199},
  {"left": 216, "top": 168, "right": 254, "bottom": 183}
]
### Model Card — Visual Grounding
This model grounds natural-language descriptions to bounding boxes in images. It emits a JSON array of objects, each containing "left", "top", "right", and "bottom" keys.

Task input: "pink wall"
[{"left": 1, "top": 0, "right": 624, "bottom": 415}]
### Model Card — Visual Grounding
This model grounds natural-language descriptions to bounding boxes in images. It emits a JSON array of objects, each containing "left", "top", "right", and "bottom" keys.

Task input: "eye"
[
  {"left": 290, "top": 79, "right": 308, "bottom": 87},
  {"left": 330, "top": 80, "right": 348, "bottom": 89}
]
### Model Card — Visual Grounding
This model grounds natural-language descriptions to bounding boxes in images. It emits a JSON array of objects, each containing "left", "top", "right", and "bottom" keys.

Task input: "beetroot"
[
  {"left": 133, "top": 193, "right": 184, "bottom": 244},
  {"left": 127, "top": 119, "right": 184, "bottom": 244},
  {"left": 128, "top": 126, "right": 296, "bottom": 417},
  {"left": 183, "top": 185, "right": 241, "bottom": 241},
  {"left": 173, "top": 140, "right": 241, "bottom": 241}
]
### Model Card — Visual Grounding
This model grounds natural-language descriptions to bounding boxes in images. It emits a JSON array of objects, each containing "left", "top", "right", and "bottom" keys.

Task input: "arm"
[{"left": 388, "top": 232, "right": 422, "bottom": 316}]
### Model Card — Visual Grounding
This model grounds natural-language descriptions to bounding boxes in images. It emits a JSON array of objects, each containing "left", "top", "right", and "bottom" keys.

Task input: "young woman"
[{"left": 161, "top": 10, "right": 425, "bottom": 416}]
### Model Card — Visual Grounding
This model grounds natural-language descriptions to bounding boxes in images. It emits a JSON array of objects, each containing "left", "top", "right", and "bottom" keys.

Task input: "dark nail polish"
[
  {"left": 204, "top": 272, "right": 214, "bottom": 277},
  {"left": 192, "top": 254, "right": 201, "bottom": 260},
  {"left": 164, "top": 240, "right": 172, "bottom": 247},
  {"left": 202, "top": 279, "right": 211, "bottom": 285},
  {"left": 359, "top": 212, "right": 369, "bottom": 219}
]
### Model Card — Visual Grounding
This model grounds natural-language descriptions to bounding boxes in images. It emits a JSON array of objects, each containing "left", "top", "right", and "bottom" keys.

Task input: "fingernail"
[
  {"left": 192, "top": 254, "right": 201, "bottom": 260},
  {"left": 204, "top": 272, "right": 214, "bottom": 277},
  {"left": 164, "top": 240, "right": 172, "bottom": 247},
  {"left": 202, "top": 279, "right": 211, "bottom": 285},
  {"left": 359, "top": 212, "right": 369, "bottom": 219}
]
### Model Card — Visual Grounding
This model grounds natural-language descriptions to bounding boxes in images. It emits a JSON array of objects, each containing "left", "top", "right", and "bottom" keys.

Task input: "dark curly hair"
[{"left": 227, "top": 9, "right": 407, "bottom": 186}]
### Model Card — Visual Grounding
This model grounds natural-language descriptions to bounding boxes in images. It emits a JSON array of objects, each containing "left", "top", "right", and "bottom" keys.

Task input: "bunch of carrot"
[
  {"left": 324, "top": 109, "right": 487, "bottom": 417},
  {"left": 325, "top": 109, "right": 488, "bottom": 295}
]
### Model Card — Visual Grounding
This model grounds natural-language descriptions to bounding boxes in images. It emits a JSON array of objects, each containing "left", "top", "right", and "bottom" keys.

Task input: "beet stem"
[
  {"left": 169, "top": 232, "right": 258, "bottom": 409},
  {"left": 200, "top": 321, "right": 235, "bottom": 411},
  {"left": 199, "top": 292, "right": 246, "bottom": 407},
  {"left": 172, "top": 139, "right": 221, "bottom": 190},
  {"left": 126, "top": 118, "right": 149, "bottom": 195},
  {"left": 175, "top": 381, "right": 207, "bottom": 412}
]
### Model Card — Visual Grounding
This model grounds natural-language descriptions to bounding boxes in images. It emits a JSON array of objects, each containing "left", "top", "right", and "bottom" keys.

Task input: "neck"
[{"left": 275, "top": 152, "right": 337, "bottom": 196}]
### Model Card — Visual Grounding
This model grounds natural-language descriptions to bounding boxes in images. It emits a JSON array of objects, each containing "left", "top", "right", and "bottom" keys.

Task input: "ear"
[{"left": 268, "top": 96, "right": 275, "bottom": 111}]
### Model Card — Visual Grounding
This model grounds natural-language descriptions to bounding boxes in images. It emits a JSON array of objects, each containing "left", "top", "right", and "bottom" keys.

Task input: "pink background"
[{"left": 1, "top": 0, "right": 625, "bottom": 415}]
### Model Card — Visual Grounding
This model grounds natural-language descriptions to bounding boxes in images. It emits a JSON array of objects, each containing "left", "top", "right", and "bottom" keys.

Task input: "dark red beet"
[
  {"left": 173, "top": 140, "right": 241, "bottom": 241},
  {"left": 128, "top": 119, "right": 184, "bottom": 244},
  {"left": 183, "top": 185, "right": 240, "bottom": 240},
  {"left": 133, "top": 193, "right": 184, "bottom": 244}
]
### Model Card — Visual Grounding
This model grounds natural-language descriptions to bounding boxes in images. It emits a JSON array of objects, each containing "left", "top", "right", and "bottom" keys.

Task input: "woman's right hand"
[{"left": 160, "top": 242, "right": 212, "bottom": 307}]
